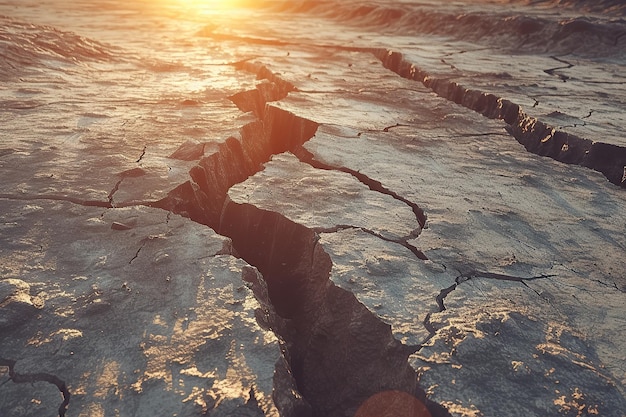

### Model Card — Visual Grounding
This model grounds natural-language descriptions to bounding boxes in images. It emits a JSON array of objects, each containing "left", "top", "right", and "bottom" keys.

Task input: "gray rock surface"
[{"left": 0, "top": 202, "right": 279, "bottom": 417}]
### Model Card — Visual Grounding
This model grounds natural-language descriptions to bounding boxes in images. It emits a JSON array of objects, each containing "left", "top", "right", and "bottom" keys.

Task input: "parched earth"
[{"left": 1, "top": 1, "right": 625, "bottom": 416}]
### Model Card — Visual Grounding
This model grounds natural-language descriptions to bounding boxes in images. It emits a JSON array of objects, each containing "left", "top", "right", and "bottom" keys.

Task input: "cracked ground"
[{"left": 1, "top": 1, "right": 625, "bottom": 416}]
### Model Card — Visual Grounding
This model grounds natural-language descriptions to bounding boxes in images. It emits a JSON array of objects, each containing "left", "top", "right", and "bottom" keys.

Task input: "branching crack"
[
  {"left": 435, "top": 270, "right": 556, "bottom": 311},
  {"left": 0, "top": 358, "right": 70, "bottom": 417},
  {"left": 410, "top": 270, "right": 557, "bottom": 351}
]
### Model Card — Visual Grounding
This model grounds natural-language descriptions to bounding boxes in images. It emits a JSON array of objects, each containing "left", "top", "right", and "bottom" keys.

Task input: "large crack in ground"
[
  {"left": 152, "top": 64, "right": 451, "bottom": 417},
  {"left": 148, "top": 40, "right": 594, "bottom": 416},
  {"left": 5, "top": 29, "right": 618, "bottom": 417},
  {"left": 5, "top": 34, "right": 613, "bottom": 417},
  {"left": 202, "top": 29, "right": 626, "bottom": 188},
  {"left": 2, "top": 6, "right": 624, "bottom": 416},
  {"left": 374, "top": 49, "right": 626, "bottom": 188}
]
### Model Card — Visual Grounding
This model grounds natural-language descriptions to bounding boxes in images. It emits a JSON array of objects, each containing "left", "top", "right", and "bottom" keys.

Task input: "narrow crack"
[
  {"left": 436, "top": 270, "right": 556, "bottom": 312},
  {"left": 436, "top": 283, "right": 458, "bottom": 312},
  {"left": 593, "top": 279, "right": 625, "bottom": 293},
  {"left": 557, "top": 280, "right": 625, "bottom": 295},
  {"left": 0, "top": 193, "right": 157, "bottom": 210},
  {"left": 361, "top": 228, "right": 427, "bottom": 260},
  {"left": 383, "top": 123, "right": 410, "bottom": 132},
  {"left": 0, "top": 193, "right": 111, "bottom": 208},
  {"left": 295, "top": 146, "right": 427, "bottom": 229},
  {"left": 458, "top": 270, "right": 556, "bottom": 284},
  {"left": 135, "top": 146, "right": 147, "bottom": 163},
  {"left": 580, "top": 80, "right": 626, "bottom": 85},
  {"left": 356, "top": 123, "right": 413, "bottom": 137},
  {"left": 543, "top": 55, "right": 575, "bottom": 82},
  {"left": 314, "top": 224, "right": 428, "bottom": 261},
  {"left": 128, "top": 242, "right": 144, "bottom": 264},
  {"left": 520, "top": 280, "right": 543, "bottom": 297},
  {"left": 0, "top": 358, "right": 70, "bottom": 417},
  {"left": 313, "top": 224, "right": 359, "bottom": 234},
  {"left": 428, "top": 131, "right": 507, "bottom": 140},
  {"left": 440, "top": 58, "right": 459, "bottom": 72},
  {"left": 107, "top": 179, "right": 123, "bottom": 208},
  {"left": 421, "top": 312, "right": 437, "bottom": 346},
  {"left": 1, "top": 165, "right": 158, "bottom": 210}
]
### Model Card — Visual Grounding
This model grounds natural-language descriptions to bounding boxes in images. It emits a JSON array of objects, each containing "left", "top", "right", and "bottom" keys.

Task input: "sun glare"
[{"left": 176, "top": 0, "right": 239, "bottom": 10}]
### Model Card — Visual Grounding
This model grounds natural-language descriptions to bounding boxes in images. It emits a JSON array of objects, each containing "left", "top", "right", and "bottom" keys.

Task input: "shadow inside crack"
[{"left": 153, "top": 66, "right": 451, "bottom": 416}]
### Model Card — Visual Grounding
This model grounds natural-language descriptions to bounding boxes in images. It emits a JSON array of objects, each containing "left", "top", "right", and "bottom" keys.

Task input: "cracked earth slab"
[
  {"left": 217, "top": 42, "right": 626, "bottom": 415},
  {"left": 1, "top": 1, "right": 625, "bottom": 416},
  {"left": 0, "top": 201, "right": 279, "bottom": 417}
]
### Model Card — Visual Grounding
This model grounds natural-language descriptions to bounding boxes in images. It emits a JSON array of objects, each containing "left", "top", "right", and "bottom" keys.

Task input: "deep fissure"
[
  {"left": 3, "top": 4, "right": 624, "bottom": 416},
  {"left": 153, "top": 65, "right": 451, "bottom": 416},
  {"left": 200, "top": 29, "right": 626, "bottom": 187}
]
